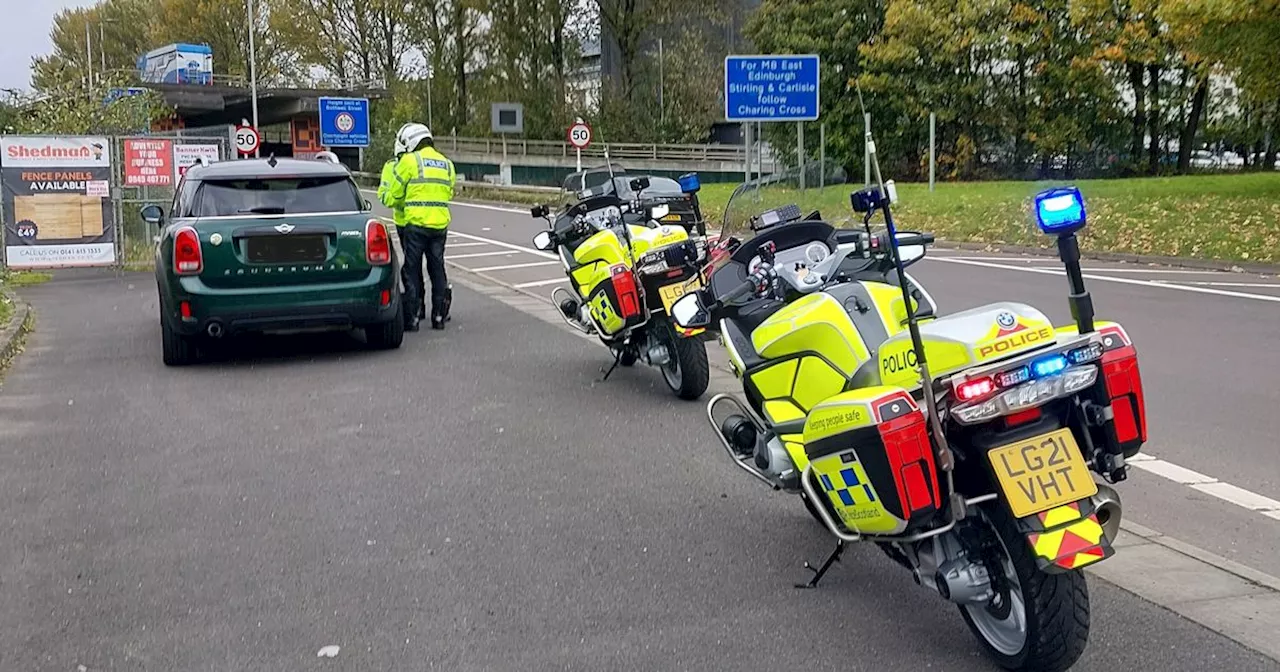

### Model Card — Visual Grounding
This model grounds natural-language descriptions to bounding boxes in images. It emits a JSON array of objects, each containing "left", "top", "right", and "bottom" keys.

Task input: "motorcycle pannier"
[
  {"left": 803, "top": 386, "right": 942, "bottom": 536},
  {"left": 1098, "top": 324, "right": 1147, "bottom": 458}
]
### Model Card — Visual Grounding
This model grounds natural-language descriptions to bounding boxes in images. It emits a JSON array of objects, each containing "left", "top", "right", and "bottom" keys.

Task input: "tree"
[
  {"left": 30, "top": 0, "right": 158, "bottom": 94},
  {"left": 149, "top": 0, "right": 300, "bottom": 86},
  {"left": 748, "top": 0, "right": 886, "bottom": 174},
  {"left": 5, "top": 72, "right": 172, "bottom": 135},
  {"left": 269, "top": 0, "right": 414, "bottom": 87}
]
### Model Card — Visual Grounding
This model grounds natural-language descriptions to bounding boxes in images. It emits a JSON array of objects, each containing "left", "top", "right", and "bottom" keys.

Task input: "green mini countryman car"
[{"left": 143, "top": 153, "right": 403, "bottom": 366}]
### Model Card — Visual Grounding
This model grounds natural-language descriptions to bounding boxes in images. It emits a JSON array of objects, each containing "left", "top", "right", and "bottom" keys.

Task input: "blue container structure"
[{"left": 137, "top": 43, "right": 214, "bottom": 85}]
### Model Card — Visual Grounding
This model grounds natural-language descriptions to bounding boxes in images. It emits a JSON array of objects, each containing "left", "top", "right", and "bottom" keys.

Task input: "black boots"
[{"left": 430, "top": 286, "right": 452, "bottom": 330}]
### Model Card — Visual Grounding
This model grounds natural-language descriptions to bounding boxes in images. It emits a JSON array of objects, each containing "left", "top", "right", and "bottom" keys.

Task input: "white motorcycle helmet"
[{"left": 397, "top": 122, "right": 433, "bottom": 153}]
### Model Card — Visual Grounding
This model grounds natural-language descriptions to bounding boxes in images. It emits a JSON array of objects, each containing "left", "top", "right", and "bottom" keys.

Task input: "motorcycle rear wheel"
[{"left": 959, "top": 505, "right": 1090, "bottom": 672}]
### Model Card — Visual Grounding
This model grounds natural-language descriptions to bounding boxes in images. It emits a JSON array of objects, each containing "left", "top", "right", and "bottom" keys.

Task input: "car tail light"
[
  {"left": 610, "top": 265, "right": 642, "bottom": 319},
  {"left": 1098, "top": 325, "right": 1146, "bottom": 455},
  {"left": 366, "top": 219, "right": 392, "bottom": 265},
  {"left": 173, "top": 227, "right": 202, "bottom": 275}
]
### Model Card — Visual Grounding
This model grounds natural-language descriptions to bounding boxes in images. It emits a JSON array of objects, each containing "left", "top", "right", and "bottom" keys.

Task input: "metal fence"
[
  {"left": 436, "top": 135, "right": 778, "bottom": 167},
  {"left": 110, "top": 130, "right": 233, "bottom": 268}
]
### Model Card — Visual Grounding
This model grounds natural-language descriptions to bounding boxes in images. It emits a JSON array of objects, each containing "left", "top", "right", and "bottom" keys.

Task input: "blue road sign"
[
  {"left": 724, "top": 55, "right": 821, "bottom": 122},
  {"left": 318, "top": 97, "right": 370, "bottom": 147}
]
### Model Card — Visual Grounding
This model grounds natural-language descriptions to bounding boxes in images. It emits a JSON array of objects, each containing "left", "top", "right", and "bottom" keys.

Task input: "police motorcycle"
[
  {"left": 670, "top": 126, "right": 1148, "bottom": 670},
  {"left": 528, "top": 168, "right": 711, "bottom": 400}
]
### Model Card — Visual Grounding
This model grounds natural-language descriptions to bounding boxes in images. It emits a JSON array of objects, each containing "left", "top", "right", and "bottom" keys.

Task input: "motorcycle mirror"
[
  {"left": 671, "top": 292, "right": 710, "bottom": 329},
  {"left": 532, "top": 231, "right": 554, "bottom": 251},
  {"left": 530, "top": 204, "right": 549, "bottom": 219},
  {"left": 649, "top": 204, "right": 670, "bottom": 221},
  {"left": 629, "top": 176, "right": 651, "bottom": 192},
  {"left": 895, "top": 231, "right": 927, "bottom": 265}
]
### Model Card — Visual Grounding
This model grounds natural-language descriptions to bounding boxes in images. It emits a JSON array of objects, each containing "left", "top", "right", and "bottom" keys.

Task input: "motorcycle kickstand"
[
  {"left": 599, "top": 350, "right": 623, "bottom": 382},
  {"left": 795, "top": 541, "right": 845, "bottom": 589}
]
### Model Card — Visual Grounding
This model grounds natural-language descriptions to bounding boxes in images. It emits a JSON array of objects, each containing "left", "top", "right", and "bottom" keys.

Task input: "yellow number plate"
[
  {"left": 658, "top": 277, "right": 700, "bottom": 313},
  {"left": 987, "top": 427, "right": 1098, "bottom": 519}
]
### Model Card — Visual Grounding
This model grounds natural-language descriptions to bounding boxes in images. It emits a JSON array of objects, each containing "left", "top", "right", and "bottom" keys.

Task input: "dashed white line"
[
  {"left": 446, "top": 250, "right": 522, "bottom": 260},
  {"left": 1130, "top": 459, "right": 1217, "bottom": 485},
  {"left": 448, "top": 231, "right": 559, "bottom": 260},
  {"left": 445, "top": 241, "right": 490, "bottom": 248},
  {"left": 513, "top": 278, "right": 570, "bottom": 289},
  {"left": 1129, "top": 458, "right": 1280, "bottom": 519},
  {"left": 930, "top": 257, "right": 1280, "bottom": 303},
  {"left": 470, "top": 260, "right": 562, "bottom": 272},
  {"left": 1152, "top": 281, "right": 1280, "bottom": 288}
]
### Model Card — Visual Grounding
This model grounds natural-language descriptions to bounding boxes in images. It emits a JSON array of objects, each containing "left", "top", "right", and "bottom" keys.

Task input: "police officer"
[
  {"left": 377, "top": 128, "right": 425, "bottom": 320},
  {"left": 381, "top": 122, "right": 455, "bottom": 331}
]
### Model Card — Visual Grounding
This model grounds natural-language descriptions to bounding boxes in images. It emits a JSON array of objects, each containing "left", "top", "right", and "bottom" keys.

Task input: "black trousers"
[{"left": 399, "top": 225, "right": 449, "bottom": 320}]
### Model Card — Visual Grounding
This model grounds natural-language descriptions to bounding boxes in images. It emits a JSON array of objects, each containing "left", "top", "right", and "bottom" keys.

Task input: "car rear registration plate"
[
  {"left": 246, "top": 235, "right": 327, "bottom": 264},
  {"left": 658, "top": 277, "right": 700, "bottom": 313},
  {"left": 987, "top": 427, "right": 1097, "bottom": 518}
]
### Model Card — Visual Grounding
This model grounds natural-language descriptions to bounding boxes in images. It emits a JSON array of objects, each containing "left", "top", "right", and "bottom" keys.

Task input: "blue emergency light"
[
  {"left": 1034, "top": 187, "right": 1087, "bottom": 235},
  {"left": 678, "top": 172, "right": 702, "bottom": 195}
]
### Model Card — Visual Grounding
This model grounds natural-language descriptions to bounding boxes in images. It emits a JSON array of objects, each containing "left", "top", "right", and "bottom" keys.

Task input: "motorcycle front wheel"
[
  {"left": 959, "top": 505, "right": 1090, "bottom": 672},
  {"left": 658, "top": 318, "right": 710, "bottom": 400}
]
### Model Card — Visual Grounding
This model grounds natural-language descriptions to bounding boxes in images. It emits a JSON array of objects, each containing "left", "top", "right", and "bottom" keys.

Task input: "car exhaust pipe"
[
  {"left": 1091, "top": 483, "right": 1122, "bottom": 542},
  {"left": 206, "top": 321, "right": 225, "bottom": 339}
]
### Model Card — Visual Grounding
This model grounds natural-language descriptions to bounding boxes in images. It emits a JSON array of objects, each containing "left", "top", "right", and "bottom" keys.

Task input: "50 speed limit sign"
[
  {"left": 567, "top": 122, "right": 592, "bottom": 150},
  {"left": 235, "top": 125, "right": 261, "bottom": 156}
]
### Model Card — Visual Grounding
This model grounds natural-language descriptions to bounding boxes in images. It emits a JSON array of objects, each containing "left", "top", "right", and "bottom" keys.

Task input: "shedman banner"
[{"left": 1, "top": 135, "right": 117, "bottom": 269}]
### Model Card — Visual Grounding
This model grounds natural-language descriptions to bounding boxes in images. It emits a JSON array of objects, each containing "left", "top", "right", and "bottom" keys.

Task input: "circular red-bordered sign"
[
  {"left": 567, "top": 122, "right": 592, "bottom": 150},
  {"left": 235, "top": 125, "right": 261, "bottom": 155}
]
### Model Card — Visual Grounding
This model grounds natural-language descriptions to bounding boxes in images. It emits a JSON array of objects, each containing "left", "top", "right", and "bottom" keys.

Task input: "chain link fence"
[{"left": 110, "top": 129, "right": 232, "bottom": 267}]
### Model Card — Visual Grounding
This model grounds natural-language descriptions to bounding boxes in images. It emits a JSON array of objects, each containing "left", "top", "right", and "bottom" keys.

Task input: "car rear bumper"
[{"left": 162, "top": 268, "right": 400, "bottom": 336}]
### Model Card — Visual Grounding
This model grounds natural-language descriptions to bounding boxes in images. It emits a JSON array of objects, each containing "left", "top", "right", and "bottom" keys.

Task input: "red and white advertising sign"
[
  {"left": 174, "top": 143, "right": 221, "bottom": 181},
  {"left": 123, "top": 138, "right": 174, "bottom": 187}
]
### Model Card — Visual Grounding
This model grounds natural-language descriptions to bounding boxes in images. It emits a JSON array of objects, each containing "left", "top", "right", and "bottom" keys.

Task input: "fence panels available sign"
[
  {"left": 1, "top": 135, "right": 116, "bottom": 269},
  {"left": 174, "top": 143, "right": 221, "bottom": 181},
  {"left": 124, "top": 138, "right": 174, "bottom": 187}
]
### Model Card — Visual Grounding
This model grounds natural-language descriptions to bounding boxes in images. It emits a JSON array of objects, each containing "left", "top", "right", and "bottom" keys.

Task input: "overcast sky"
[{"left": 0, "top": 0, "right": 97, "bottom": 92}]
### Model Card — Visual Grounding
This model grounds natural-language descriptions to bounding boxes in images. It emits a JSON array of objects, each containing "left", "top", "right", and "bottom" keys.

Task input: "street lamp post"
[{"left": 247, "top": 0, "right": 260, "bottom": 157}]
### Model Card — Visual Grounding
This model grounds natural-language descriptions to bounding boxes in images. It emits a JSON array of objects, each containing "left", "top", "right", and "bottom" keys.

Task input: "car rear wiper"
[{"left": 237, "top": 206, "right": 287, "bottom": 215}]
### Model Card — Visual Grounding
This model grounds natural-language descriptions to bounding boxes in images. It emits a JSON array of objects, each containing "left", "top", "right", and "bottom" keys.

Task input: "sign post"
[
  {"left": 234, "top": 124, "right": 261, "bottom": 157},
  {"left": 724, "top": 55, "right": 820, "bottom": 184},
  {"left": 567, "top": 118, "right": 592, "bottom": 172},
  {"left": 318, "top": 96, "right": 371, "bottom": 148}
]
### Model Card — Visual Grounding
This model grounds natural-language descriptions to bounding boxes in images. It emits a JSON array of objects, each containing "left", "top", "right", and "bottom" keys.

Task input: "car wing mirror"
[{"left": 140, "top": 204, "right": 165, "bottom": 225}]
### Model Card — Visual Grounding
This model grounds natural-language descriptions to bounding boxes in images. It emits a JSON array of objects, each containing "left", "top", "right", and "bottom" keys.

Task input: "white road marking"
[
  {"left": 1130, "top": 459, "right": 1217, "bottom": 485},
  {"left": 929, "top": 257, "right": 1280, "bottom": 303},
  {"left": 513, "top": 278, "right": 570, "bottom": 288},
  {"left": 447, "top": 250, "right": 522, "bottom": 260},
  {"left": 470, "top": 260, "right": 562, "bottom": 272},
  {"left": 453, "top": 201, "right": 528, "bottom": 214},
  {"left": 445, "top": 241, "right": 490, "bottom": 248},
  {"left": 1152, "top": 281, "right": 1280, "bottom": 288},
  {"left": 448, "top": 231, "right": 559, "bottom": 260},
  {"left": 1130, "top": 458, "right": 1280, "bottom": 520}
]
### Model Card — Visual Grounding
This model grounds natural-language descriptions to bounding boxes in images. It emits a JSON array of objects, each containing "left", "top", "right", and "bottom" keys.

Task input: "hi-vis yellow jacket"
[
  {"left": 377, "top": 158, "right": 404, "bottom": 226},
  {"left": 381, "top": 145, "right": 456, "bottom": 229}
]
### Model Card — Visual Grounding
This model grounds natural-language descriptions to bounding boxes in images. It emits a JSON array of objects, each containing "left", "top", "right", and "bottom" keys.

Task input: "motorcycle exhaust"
[
  {"left": 643, "top": 342, "right": 670, "bottom": 366},
  {"left": 1091, "top": 483, "right": 1123, "bottom": 542},
  {"left": 550, "top": 287, "right": 594, "bottom": 335},
  {"left": 206, "top": 321, "right": 225, "bottom": 339}
]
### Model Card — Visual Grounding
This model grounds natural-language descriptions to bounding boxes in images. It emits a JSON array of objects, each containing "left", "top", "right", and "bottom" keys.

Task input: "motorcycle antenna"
[{"left": 855, "top": 83, "right": 955, "bottom": 476}]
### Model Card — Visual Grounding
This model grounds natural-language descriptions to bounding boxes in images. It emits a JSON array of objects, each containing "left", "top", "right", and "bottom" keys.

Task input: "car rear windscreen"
[{"left": 191, "top": 176, "right": 362, "bottom": 217}]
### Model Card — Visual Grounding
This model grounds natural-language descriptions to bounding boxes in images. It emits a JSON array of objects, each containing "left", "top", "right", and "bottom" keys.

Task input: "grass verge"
[{"left": 484, "top": 172, "right": 1280, "bottom": 264}]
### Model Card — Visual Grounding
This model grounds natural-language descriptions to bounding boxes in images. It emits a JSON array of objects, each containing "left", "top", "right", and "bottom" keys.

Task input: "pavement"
[{"left": 0, "top": 194, "right": 1276, "bottom": 670}]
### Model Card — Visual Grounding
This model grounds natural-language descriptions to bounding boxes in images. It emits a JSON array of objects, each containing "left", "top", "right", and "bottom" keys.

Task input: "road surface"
[{"left": 0, "top": 197, "right": 1277, "bottom": 670}]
